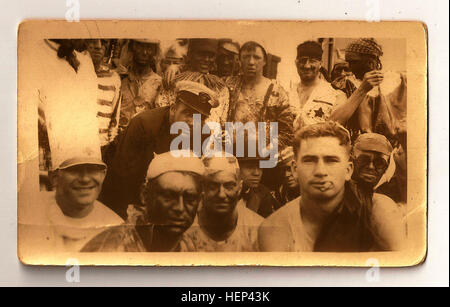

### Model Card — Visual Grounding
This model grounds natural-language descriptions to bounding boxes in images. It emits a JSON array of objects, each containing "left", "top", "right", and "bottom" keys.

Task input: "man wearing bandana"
[
  {"left": 259, "top": 121, "right": 405, "bottom": 252},
  {"left": 289, "top": 41, "right": 347, "bottom": 131},
  {"left": 330, "top": 38, "right": 407, "bottom": 145}
]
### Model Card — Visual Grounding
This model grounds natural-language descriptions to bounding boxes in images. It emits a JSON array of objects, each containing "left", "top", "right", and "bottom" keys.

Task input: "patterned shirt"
[{"left": 95, "top": 65, "right": 122, "bottom": 146}]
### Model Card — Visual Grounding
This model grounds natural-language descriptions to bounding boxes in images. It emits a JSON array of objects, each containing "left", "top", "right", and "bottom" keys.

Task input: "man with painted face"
[
  {"left": 215, "top": 39, "right": 240, "bottom": 78},
  {"left": 258, "top": 121, "right": 405, "bottom": 252},
  {"left": 119, "top": 39, "right": 162, "bottom": 126},
  {"left": 82, "top": 150, "right": 205, "bottom": 252},
  {"left": 289, "top": 41, "right": 347, "bottom": 130},
  {"left": 180, "top": 154, "right": 263, "bottom": 252},
  {"left": 274, "top": 146, "right": 300, "bottom": 206},
  {"left": 155, "top": 39, "right": 230, "bottom": 125},
  {"left": 99, "top": 81, "right": 219, "bottom": 219}
]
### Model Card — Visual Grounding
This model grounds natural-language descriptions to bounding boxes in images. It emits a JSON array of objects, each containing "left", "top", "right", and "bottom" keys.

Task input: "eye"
[
  {"left": 325, "top": 157, "right": 340, "bottom": 163},
  {"left": 223, "top": 182, "right": 237, "bottom": 190}
]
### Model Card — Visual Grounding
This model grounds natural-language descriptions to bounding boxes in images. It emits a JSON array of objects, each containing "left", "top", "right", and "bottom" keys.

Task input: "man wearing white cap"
[
  {"left": 119, "top": 39, "right": 162, "bottom": 126},
  {"left": 99, "top": 80, "right": 219, "bottom": 219},
  {"left": 216, "top": 39, "right": 240, "bottom": 78},
  {"left": 82, "top": 150, "right": 205, "bottom": 252},
  {"left": 20, "top": 106, "right": 124, "bottom": 254},
  {"left": 180, "top": 154, "right": 263, "bottom": 252}
]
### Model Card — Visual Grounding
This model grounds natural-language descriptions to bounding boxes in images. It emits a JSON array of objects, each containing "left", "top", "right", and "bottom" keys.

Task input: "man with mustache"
[
  {"left": 99, "top": 81, "right": 219, "bottom": 219},
  {"left": 259, "top": 121, "right": 405, "bottom": 252},
  {"left": 180, "top": 155, "right": 263, "bottom": 252},
  {"left": 82, "top": 150, "right": 205, "bottom": 252},
  {"left": 289, "top": 41, "right": 347, "bottom": 131},
  {"left": 85, "top": 39, "right": 122, "bottom": 164}
]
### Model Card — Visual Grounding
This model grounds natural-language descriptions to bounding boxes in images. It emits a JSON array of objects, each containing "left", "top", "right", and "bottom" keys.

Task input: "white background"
[{"left": 0, "top": 0, "right": 448, "bottom": 287}]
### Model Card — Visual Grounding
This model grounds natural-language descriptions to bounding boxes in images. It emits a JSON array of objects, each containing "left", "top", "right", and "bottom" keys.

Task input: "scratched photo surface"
[{"left": 17, "top": 20, "right": 427, "bottom": 266}]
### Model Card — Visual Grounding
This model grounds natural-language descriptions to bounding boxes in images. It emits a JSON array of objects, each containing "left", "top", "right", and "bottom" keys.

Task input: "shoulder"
[
  {"left": 93, "top": 200, "right": 124, "bottom": 225},
  {"left": 131, "top": 106, "right": 169, "bottom": 127},
  {"left": 238, "top": 204, "right": 264, "bottom": 227},
  {"left": 81, "top": 225, "right": 144, "bottom": 252},
  {"left": 261, "top": 197, "right": 299, "bottom": 228}
]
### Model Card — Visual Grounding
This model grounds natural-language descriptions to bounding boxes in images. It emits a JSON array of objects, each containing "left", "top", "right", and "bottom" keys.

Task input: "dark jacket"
[
  {"left": 99, "top": 106, "right": 173, "bottom": 218},
  {"left": 240, "top": 184, "right": 281, "bottom": 218}
]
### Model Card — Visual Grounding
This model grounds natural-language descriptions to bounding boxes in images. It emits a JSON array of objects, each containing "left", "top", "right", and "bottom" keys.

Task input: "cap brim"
[
  {"left": 57, "top": 158, "right": 107, "bottom": 170},
  {"left": 178, "top": 98, "right": 210, "bottom": 117}
]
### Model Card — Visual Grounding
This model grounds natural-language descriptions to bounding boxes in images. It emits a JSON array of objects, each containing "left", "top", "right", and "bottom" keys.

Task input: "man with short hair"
[
  {"left": 86, "top": 39, "right": 122, "bottom": 162},
  {"left": 289, "top": 41, "right": 347, "bottom": 130},
  {"left": 258, "top": 121, "right": 405, "bottom": 252},
  {"left": 226, "top": 41, "right": 294, "bottom": 150},
  {"left": 99, "top": 81, "right": 219, "bottom": 219},
  {"left": 119, "top": 39, "right": 162, "bottom": 126},
  {"left": 82, "top": 150, "right": 205, "bottom": 252},
  {"left": 180, "top": 155, "right": 263, "bottom": 252}
]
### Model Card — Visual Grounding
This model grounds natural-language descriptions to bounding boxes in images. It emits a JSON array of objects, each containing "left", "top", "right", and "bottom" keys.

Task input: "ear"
[
  {"left": 346, "top": 161, "right": 354, "bottom": 181},
  {"left": 237, "top": 179, "right": 243, "bottom": 196}
]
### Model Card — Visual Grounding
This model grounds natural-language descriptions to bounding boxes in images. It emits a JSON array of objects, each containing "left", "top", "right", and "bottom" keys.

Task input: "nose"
[
  {"left": 314, "top": 159, "right": 327, "bottom": 177},
  {"left": 218, "top": 185, "right": 227, "bottom": 199},
  {"left": 173, "top": 194, "right": 185, "bottom": 213},
  {"left": 76, "top": 167, "right": 92, "bottom": 183},
  {"left": 93, "top": 40, "right": 102, "bottom": 50}
]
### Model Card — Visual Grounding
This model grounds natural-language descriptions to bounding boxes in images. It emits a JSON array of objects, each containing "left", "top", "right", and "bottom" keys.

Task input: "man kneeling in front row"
[{"left": 258, "top": 121, "right": 405, "bottom": 252}]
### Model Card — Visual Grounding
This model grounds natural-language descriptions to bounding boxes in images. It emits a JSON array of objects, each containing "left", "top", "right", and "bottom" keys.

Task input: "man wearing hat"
[
  {"left": 20, "top": 98, "right": 124, "bottom": 254},
  {"left": 274, "top": 146, "right": 300, "bottom": 206},
  {"left": 99, "top": 80, "right": 219, "bottom": 219},
  {"left": 290, "top": 40, "right": 347, "bottom": 130},
  {"left": 180, "top": 154, "right": 263, "bottom": 252},
  {"left": 330, "top": 38, "right": 406, "bottom": 144},
  {"left": 159, "top": 41, "right": 187, "bottom": 91},
  {"left": 234, "top": 134, "right": 281, "bottom": 218},
  {"left": 119, "top": 39, "right": 162, "bottom": 126},
  {"left": 82, "top": 150, "right": 205, "bottom": 252},
  {"left": 352, "top": 133, "right": 405, "bottom": 203},
  {"left": 155, "top": 38, "right": 230, "bottom": 125},
  {"left": 215, "top": 39, "right": 240, "bottom": 78},
  {"left": 259, "top": 121, "right": 405, "bottom": 252}
]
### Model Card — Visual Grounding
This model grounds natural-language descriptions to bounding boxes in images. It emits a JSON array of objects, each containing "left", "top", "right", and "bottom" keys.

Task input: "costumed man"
[
  {"left": 99, "top": 81, "right": 219, "bottom": 219},
  {"left": 19, "top": 92, "right": 123, "bottom": 255},
  {"left": 160, "top": 41, "right": 187, "bottom": 91},
  {"left": 330, "top": 38, "right": 407, "bottom": 145},
  {"left": 85, "top": 39, "right": 122, "bottom": 164},
  {"left": 215, "top": 39, "right": 240, "bottom": 78},
  {"left": 352, "top": 133, "right": 406, "bottom": 205},
  {"left": 82, "top": 150, "right": 205, "bottom": 252},
  {"left": 258, "top": 121, "right": 405, "bottom": 252},
  {"left": 289, "top": 41, "right": 347, "bottom": 130},
  {"left": 235, "top": 134, "right": 281, "bottom": 218},
  {"left": 119, "top": 39, "right": 162, "bottom": 127},
  {"left": 274, "top": 146, "right": 300, "bottom": 206},
  {"left": 154, "top": 38, "right": 230, "bottom": 125},
  {"left": 180, "top": 154, "right": 263, "bottom": 252}
]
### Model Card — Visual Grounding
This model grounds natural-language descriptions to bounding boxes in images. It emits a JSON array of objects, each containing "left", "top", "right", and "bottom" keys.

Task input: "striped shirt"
[{"left": 95, "top": 66, "right": 121, "bottom": 146}]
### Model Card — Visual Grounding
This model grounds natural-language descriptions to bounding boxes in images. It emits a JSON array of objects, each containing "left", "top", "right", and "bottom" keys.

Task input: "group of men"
[{"left": 26, "top": 36, "right": 407, "bottom": 254}]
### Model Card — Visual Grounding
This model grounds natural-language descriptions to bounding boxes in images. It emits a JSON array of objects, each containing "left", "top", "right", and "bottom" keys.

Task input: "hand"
[
  {"left": 163, "top": 64, "right": 182, "bottom": 88},
  {"left": 361, "top": 70, "right": 384, "bottom": 92}
]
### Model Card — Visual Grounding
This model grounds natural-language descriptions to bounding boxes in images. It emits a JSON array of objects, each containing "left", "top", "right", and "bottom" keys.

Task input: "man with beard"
[
  {"left": 215, "top": 39, "right": 240, "bottom": 78},
  {"left": 155, "top": 39, "right": 230, "bottom": 125},
  {"left": 330, "top": 38, "right": 406, "bottom": 144},
  {"left": 85, "top": 39, "right": 122, "bottom": 163},
  {"left": 82, "top": 150, "right": 205, "bottom": 252},
  {"left": 180, "top": 155, "right": 263, "bottom": 252},
  {"left": 258, "top": 121, "right": 405, "bottom": 252},
  {"left": 289, "top": 41, "right": 347, "bottom": 130},
  {"left": 119, "top": 39, "right": 162, "bottom": 127},
  {"left": 99, "top": 81, "right": 219, "bottom": 219}
]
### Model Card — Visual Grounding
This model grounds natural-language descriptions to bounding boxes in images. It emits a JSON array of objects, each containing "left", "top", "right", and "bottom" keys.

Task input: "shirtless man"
[{"left": 258, "top": 121, "right": 405, "bottom": 252}]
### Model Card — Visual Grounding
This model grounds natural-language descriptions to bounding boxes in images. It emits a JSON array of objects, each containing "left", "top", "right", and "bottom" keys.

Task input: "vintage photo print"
[{"left": 17, "top": 20, "right": 427, "bottom": 266}]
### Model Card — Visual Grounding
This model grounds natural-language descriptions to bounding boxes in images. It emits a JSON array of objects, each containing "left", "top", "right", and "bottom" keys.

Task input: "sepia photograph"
[{"left": 17, "top": 20, "right": 427, "bottom": 266}]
